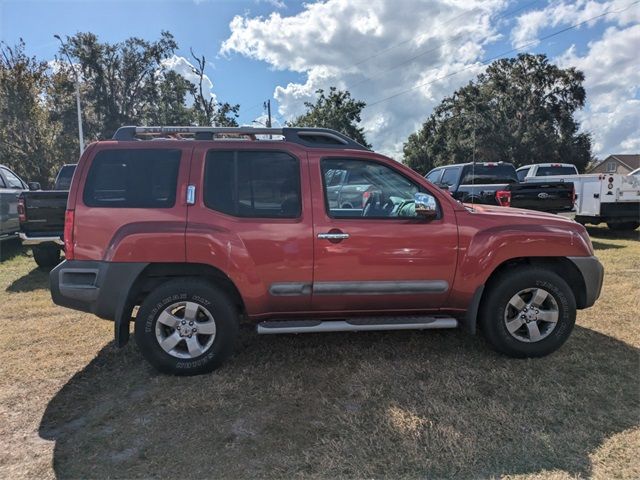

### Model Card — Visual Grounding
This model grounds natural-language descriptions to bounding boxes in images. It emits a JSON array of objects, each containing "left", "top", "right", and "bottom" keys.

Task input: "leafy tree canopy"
[
  {"left": 404, "top": 53, "right": 593, "bottom": 174},
  {"left": 288, "top": 87, "right": 371, "bottom": 149}
]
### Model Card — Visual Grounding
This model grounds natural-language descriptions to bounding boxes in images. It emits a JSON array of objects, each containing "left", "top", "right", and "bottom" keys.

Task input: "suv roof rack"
[{"left": 112, "top": 126, "right": 370, "bottom": 151}]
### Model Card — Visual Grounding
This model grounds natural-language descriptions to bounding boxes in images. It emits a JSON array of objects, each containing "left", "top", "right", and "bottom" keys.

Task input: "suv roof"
[{"left": 112, "top": 126, "right": 370, "bottom": 151}]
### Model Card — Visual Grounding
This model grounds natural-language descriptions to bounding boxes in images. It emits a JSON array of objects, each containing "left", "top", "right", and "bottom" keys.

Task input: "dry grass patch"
[{"left": 0, "top": 227, "right": 638, "bottom": 479}]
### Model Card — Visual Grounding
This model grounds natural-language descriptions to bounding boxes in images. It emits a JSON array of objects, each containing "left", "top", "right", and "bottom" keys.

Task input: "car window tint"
[
  {"left": 460, "top": 165, "right": 517, "bottom": 184},
  {"left": 55, "top": 165, "right": 76, "bottom": 190},
  {"left": 1, "top": 168, "right": 24, "bottom": 189},
  {"left": 321, "top": 158, "right": 423, "bottom": 219},
  {"left": 83, "top": 149, "right": 180, "bottom": 208},
  {"left": 440, "top": 167, "right": 460, "bottom": 187},
  {"left": 516, "top": 168, "right": 530, "bottom": 182},
  {"left": 425, "top": 169, "right": 442, "bottom": 183},
  {"left": 536, "top": 166, "right": 577, "bottom": 176},
  {"left": 204, "top": 151, "right": 301, "bottom": 219}
]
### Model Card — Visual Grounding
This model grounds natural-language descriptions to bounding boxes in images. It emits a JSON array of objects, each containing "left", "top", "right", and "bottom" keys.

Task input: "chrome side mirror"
[{"left": 414, "top": 192, "right": 437, "bottom": 218}]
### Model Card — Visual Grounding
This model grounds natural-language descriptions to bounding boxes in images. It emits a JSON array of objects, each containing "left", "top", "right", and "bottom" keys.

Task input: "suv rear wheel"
[
  {"left": 480, "top": 268, "right": 576, "bottom": 358},
  {"left": 134, "top": 279, "right": 239, "bottom": 376}
]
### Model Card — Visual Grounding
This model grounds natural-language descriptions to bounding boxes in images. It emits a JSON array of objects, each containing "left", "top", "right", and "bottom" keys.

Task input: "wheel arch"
[
  {"left": 483, "top": 257, "right": 587, "bottom": 308},
  {"left": 466, "top": 256, "right": 587, "bottom": 335},
  {"left": 116, "top": 262, "right": 245, "bottom": 347}
]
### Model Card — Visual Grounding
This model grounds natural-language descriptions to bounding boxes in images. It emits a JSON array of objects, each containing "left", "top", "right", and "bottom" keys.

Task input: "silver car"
[{"left": 0, "top": 164, "right": 29, "bottom": 240}]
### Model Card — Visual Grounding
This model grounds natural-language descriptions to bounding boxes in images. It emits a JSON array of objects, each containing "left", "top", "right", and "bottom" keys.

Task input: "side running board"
[{"left": 257, "top": 316, "right": 458, "bottom": 334}]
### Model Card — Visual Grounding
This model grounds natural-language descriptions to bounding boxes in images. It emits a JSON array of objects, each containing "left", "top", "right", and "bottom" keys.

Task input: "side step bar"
[{"left": 257, "top": 316, "right": 458, "bottom": 334}]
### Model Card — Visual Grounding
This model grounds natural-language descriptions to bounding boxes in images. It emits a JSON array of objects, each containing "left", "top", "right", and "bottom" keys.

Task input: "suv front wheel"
[
  {"left": 480, "top": 268, "right": 576, "bottom": 358},
  {"left": 134, "top": 279, "right": 239, "bottom": 376}
]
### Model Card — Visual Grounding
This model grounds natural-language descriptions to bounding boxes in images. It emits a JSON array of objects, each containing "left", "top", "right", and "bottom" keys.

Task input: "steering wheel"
[{"left": 362, "top": 191, "right": 393, "bottom": 217}]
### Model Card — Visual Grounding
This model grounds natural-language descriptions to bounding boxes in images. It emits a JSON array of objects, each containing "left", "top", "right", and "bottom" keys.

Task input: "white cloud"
[
  {"left": 257, "top": 0, "right": 287, "bottom": 9},
  {"left": 220, "top": 0, "right": 507, "bottom": 158},
  {"left": 511, "top": 0, "right": 640, "bottom": 48},
  {"left": 557, "top": 24, "right": 640, "bottom": 155},
  {"left": 161, "top": 55, "right": 217, "bottom": 103}
]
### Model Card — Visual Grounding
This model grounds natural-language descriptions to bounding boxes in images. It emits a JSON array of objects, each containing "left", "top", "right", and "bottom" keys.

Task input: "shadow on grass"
[
  {"left": 591, "top": 240, "right": 624, "bottom": 251},
  {"left": 39, "top": 325, "right": 638, "bottom": 479},
  {"left": 586, "top": 226, "right": 640, "bottom": 241},
  {"left": 5, "top": 266, "right": 50, "bottom": 292},
  {"left": 0, "top": 237, "right": 26, "bottom": 262}
]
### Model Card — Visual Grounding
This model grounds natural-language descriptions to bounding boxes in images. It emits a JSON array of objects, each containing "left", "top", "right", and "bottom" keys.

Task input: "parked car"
[
  {"left": 18, "top": 164, "right": 76, "bottom": 267},
  {"left": 425, "top": 162, "right": 575, "bottom": 213},
  {"left": 50, "top": 126, "right": 603, "bottom": 376},
  {"left": 572, "top": 174, "right": 639, "bottom": 231},
  {"left": 1, "top": 165, "right": 39, "bottom": 241},
  {"left": 516, "top": 163, "right": 579, "bottom": 181},
  {"left": 520, "top": 166, "right": 640, "bottom": 231}
]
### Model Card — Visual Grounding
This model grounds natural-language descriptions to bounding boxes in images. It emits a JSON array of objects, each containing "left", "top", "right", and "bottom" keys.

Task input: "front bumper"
[{"left": 567, "top": 256, "right": 605, "bottom": 308}]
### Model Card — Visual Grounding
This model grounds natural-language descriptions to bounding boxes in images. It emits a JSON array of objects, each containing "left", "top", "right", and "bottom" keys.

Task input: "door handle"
[{"left": 318, "top": 232, "right": 350, "bottom": 240}]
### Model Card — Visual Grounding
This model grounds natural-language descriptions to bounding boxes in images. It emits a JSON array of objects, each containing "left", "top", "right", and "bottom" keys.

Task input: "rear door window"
[
  {"left": 203, "top": 151, "right": 301, "bottom": 218},
  {"left": 83, "top": 149, "right": 181, "bottom": 208}
]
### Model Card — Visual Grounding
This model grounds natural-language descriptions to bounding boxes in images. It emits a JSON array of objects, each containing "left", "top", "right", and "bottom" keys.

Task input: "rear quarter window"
[{"left": 83, "top": 149, "right": 181, "bottom": 208}]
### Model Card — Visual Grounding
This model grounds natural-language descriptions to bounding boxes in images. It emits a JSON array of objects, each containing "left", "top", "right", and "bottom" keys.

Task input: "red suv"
[{"left": 51, "top": 126, "right": 604, "bottom": 376}]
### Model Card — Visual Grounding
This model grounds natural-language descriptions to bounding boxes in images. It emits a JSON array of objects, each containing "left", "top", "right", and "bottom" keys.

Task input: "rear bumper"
[
  {"left": 50, "top": 260, "right": 147, "bottom": 320},
  {"left": 19, "top": 232, "right": 64, "bottom": 246},
  {"left": 567, "top": 256, "right": 604, "bottom": 308}
]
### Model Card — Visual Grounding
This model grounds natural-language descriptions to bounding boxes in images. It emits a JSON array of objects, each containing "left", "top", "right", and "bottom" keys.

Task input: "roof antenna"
[{"left": 471, "top": 101, "right": 476, "bottom": 211}]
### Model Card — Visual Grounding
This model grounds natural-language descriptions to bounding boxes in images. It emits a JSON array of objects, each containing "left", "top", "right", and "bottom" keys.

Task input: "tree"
[
  {"left": 60, "top": 31, "right": 181, "bottom": 138},
  {"left": 288, "top": 87, "right": 371, "bottom": 148},
  {"left": 403, "top": 53, "right": 592, "bottom": 174},
  {"left": 0, "top": 40, "right": 61, "bottom": 186},
  {"left": 189, "top": 50, "right": 239, "bottom": 127}
]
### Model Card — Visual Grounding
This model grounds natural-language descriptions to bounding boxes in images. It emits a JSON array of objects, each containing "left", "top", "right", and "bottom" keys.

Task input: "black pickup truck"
[
  {"left": 425, "top": 162, "right": 575, "bottom": 213},
  {"left": 18, "top": 164, "right": 76, "bottom": 268}
]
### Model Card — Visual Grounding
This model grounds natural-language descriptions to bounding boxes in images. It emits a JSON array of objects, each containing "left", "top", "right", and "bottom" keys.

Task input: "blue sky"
[{"left": 1, "top": 0, "right": 638, "bottom": 157}]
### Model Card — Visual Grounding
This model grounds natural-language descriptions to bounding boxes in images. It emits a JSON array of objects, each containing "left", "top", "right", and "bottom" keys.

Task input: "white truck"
[{"left": 519, "top": 164, "right": 640, "bottom": 231}]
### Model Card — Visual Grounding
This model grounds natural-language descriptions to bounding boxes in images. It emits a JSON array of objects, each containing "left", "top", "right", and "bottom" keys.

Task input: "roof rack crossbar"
[{"left": 112, "top": 126, "right": 369, "bottom": 151}]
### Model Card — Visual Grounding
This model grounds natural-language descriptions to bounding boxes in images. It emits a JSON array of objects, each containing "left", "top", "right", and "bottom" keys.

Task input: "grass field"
[{"left": 0, "top": 226, "right": 638, "bottom": 479}]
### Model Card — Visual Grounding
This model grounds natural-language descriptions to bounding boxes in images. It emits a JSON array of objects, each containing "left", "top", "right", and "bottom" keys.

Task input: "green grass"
[{"left": 0, "top": 227, "right": 638, "bottom": 479}]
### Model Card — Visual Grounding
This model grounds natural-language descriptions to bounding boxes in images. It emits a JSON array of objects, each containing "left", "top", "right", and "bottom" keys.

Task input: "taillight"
[
  {"left": 64, "top": 209, "right": 75, "bottom": 260},
  {"left": 571, "top": 184, "right": 576, "bottom": 203},
  {"left": 18, "top": 197, "right": 26, "bottom": 222},
  {"left": 362, "top": 190, "right": 371, "bottom": 206},
  {"left": 495, "top": 190, "right": 511, "bottom": 207}
]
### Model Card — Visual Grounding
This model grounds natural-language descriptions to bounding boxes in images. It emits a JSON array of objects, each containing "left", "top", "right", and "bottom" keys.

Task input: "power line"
[{"left": 366, "top": 0, "right": 640, "bottom": 108}]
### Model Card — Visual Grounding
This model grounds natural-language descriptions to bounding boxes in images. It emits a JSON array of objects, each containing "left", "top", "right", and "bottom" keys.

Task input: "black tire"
[
  {"left": 32, "top": 245, "right": 61, "bottom": 269},
  {"left": 479, "top": 268, "right": 576, "bottom": 358},
  {"left": 607, "top": 221, "right": 640, "bottom": 231},
  {"left": 134, "top": 279, "right": 239, "bottom": 376}
]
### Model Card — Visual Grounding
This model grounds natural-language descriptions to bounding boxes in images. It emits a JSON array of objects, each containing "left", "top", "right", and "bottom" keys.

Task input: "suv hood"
[{"left": 466, "top": 203, "right": 578, "bottom": 226}]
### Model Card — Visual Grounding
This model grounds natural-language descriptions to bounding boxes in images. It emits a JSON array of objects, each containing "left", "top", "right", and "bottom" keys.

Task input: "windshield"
[
  {"left": 460, "top": 164, "right": 517, "bottom": 185},
  {"left": 536, "top": 166, "right": 577, "bottom": 176}
]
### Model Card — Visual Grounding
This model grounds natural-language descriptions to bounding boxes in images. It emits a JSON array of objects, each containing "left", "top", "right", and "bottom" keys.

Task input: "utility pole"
[
  {"left": 54, "top": 35, "right": 84, "bottom": 155},
  {"left": 264, "top": 99, "right": 272, "bottom": 128}
]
